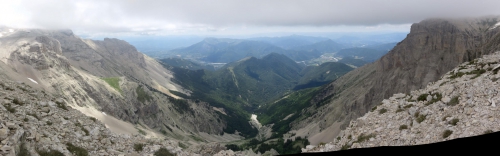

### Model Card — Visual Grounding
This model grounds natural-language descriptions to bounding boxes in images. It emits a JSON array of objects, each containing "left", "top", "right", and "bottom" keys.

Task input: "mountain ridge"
[
  {"left": 168, "top": 38, "right": 324, "bottom": 63},
  {"left": 293, "top": 39, "right": 345, "bottom": 53},
  {"left": 0, "top": 28, "right": 235, "bottom": 150},
  {"left": 303, "top": 51, "right": 500, "bottom": 152},
  {"left": 286, "top": 16, "right": 500, "bottom": 145}
]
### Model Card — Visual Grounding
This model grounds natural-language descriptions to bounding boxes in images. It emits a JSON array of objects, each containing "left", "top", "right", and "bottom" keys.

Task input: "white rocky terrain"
[{"left": 303, "top": 51, "right": 500, "bottom": 152}]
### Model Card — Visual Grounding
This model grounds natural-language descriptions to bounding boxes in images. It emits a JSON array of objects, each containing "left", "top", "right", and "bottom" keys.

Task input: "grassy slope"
[
  {"left": 257, "top": 87, "right": 321, "bottom": 135},
  {"left": 294, "top": 62, "right": 354, "bottom": 90},
  {"left": 159, "top": 57, "right": 216, "bottom": 71},
  {"left": 162, "top": 63, "right": 258, "bottom": 138},
  {"left": 101, "top": 77, "right": 122, "bottom": 93}
]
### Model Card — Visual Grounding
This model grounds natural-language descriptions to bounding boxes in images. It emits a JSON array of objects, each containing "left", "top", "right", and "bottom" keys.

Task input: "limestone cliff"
[
  {"left": 303, "top": 51, "right": 500, "bottom": 152},
  {"left": 290, "top": 16, "right": 500, "bottom": 144}
]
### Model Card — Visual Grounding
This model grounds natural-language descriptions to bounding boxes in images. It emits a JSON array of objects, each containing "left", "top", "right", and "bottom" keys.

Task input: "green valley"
[{"left": 159, "top": 52, "right": 357, "bottom": 151}]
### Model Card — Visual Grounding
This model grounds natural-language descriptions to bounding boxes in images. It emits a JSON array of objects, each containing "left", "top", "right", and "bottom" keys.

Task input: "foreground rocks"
[
  {"left": 0, "top": 79, "right": 193, "bottom": 156},
  {"left": 303, "top": 51, "right": 500, "bottom": 152}
]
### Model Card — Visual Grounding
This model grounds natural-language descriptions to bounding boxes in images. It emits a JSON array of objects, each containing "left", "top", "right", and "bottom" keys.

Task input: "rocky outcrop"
[
  {"left": 290, "top": 16, "right": 500, "bottom": 144},
  {"left": 303, "top": 51, "right": 500, "bottom": 152},
  {"left": 0, "top": 78, "right": 193, "bottom": 155}
]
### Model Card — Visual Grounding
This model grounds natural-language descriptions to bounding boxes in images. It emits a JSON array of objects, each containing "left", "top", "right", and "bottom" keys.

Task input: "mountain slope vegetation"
[
  {"left": 159, "top": 57, "right": 217, "bottom": 70},
  {"left": 161, "top": 53, "right": 305, "bottom": 138},
  {"left": 161, "top": 52, "right": 359, "bottom": 140},
  {"left": 295, "top": 62, "right": 354, "bottom": 90}
]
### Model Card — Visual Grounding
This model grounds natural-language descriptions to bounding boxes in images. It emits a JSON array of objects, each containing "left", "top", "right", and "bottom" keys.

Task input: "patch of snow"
[
  {"left": 491, "top": 22, "right": 500, "bottom": 30},
  {"left": 27, "top": 78, "right": 38, "bottom": 84}
]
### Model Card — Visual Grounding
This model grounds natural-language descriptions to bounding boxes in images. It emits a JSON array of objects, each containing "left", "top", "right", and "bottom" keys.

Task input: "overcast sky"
[{"left": 1, "top": 0, "right": 500, "bottom": 37}]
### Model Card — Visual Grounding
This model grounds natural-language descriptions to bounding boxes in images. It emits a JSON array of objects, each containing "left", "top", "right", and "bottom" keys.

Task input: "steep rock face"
[
  {"left": 0, "top": 29, "right": 229, "bottom": 146},
  {"left": 303, "top": 51, "right": 500, "bottom": 152},
  {"left": 290, "top": 16, "right": 500, "bottom": 144}
]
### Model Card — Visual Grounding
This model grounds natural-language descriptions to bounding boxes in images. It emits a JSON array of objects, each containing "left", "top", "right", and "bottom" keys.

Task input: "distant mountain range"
[
  {"left": 247, "top": 35, "right": 330, "bottom": 49},
  {"left": 121, "top": 36, "right": 204, "bottom": 57},
  {"left": 293, "top": 39, "right": 346, "bottom": 53},
  {"left": 160, "top": 34, "right": 397, "bottom": 68},
  {"left": 167, "top": 38, "right": 325, "bottom": 63}
]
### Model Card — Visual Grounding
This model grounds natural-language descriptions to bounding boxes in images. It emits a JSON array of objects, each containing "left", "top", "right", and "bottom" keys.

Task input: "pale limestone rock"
[
  {"left": 0, "top": 128, "right": 8, "bottom": 140},
  {"left": 442, "top": 96, "right": 451, "bottom": 103}
]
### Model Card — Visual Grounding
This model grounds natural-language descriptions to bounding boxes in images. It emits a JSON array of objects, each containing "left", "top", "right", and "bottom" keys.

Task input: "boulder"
[
  {"left": 441, "top": 96, "right": 451, "bottom": 103},
  {"left": 426, "top": 95, "right": 432, "bottom": 101},
  {"left": 0, "top": 128, "right": 8, "bottom": 140},
  {"left": 5, "top": 122, "right": 15, "bottom": 129}
]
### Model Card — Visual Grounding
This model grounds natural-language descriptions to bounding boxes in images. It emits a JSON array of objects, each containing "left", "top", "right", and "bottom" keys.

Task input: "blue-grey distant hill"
[
  {"left": 292, "top": 39, "right": 346, "bottom": 53},
  {"left": 335, "top": 42, "right": 396, "bottom": 62},
  {"left": 167, "top": 38, "right": 324, "bottom": 63},
  {"left": 122, "top": 36, "right": 204, "bottom": 58},
  {"left": 247, "top": 35, "right": 330, "bottom": 49}
]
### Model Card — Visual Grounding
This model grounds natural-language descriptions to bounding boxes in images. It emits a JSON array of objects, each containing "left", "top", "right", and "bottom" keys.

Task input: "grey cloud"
[
  {"left": 6, "top": 0, "right": 500, "bottom": 33},
  {"left": 111, "top": 0, "right": 500, "bottom": 25}
]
